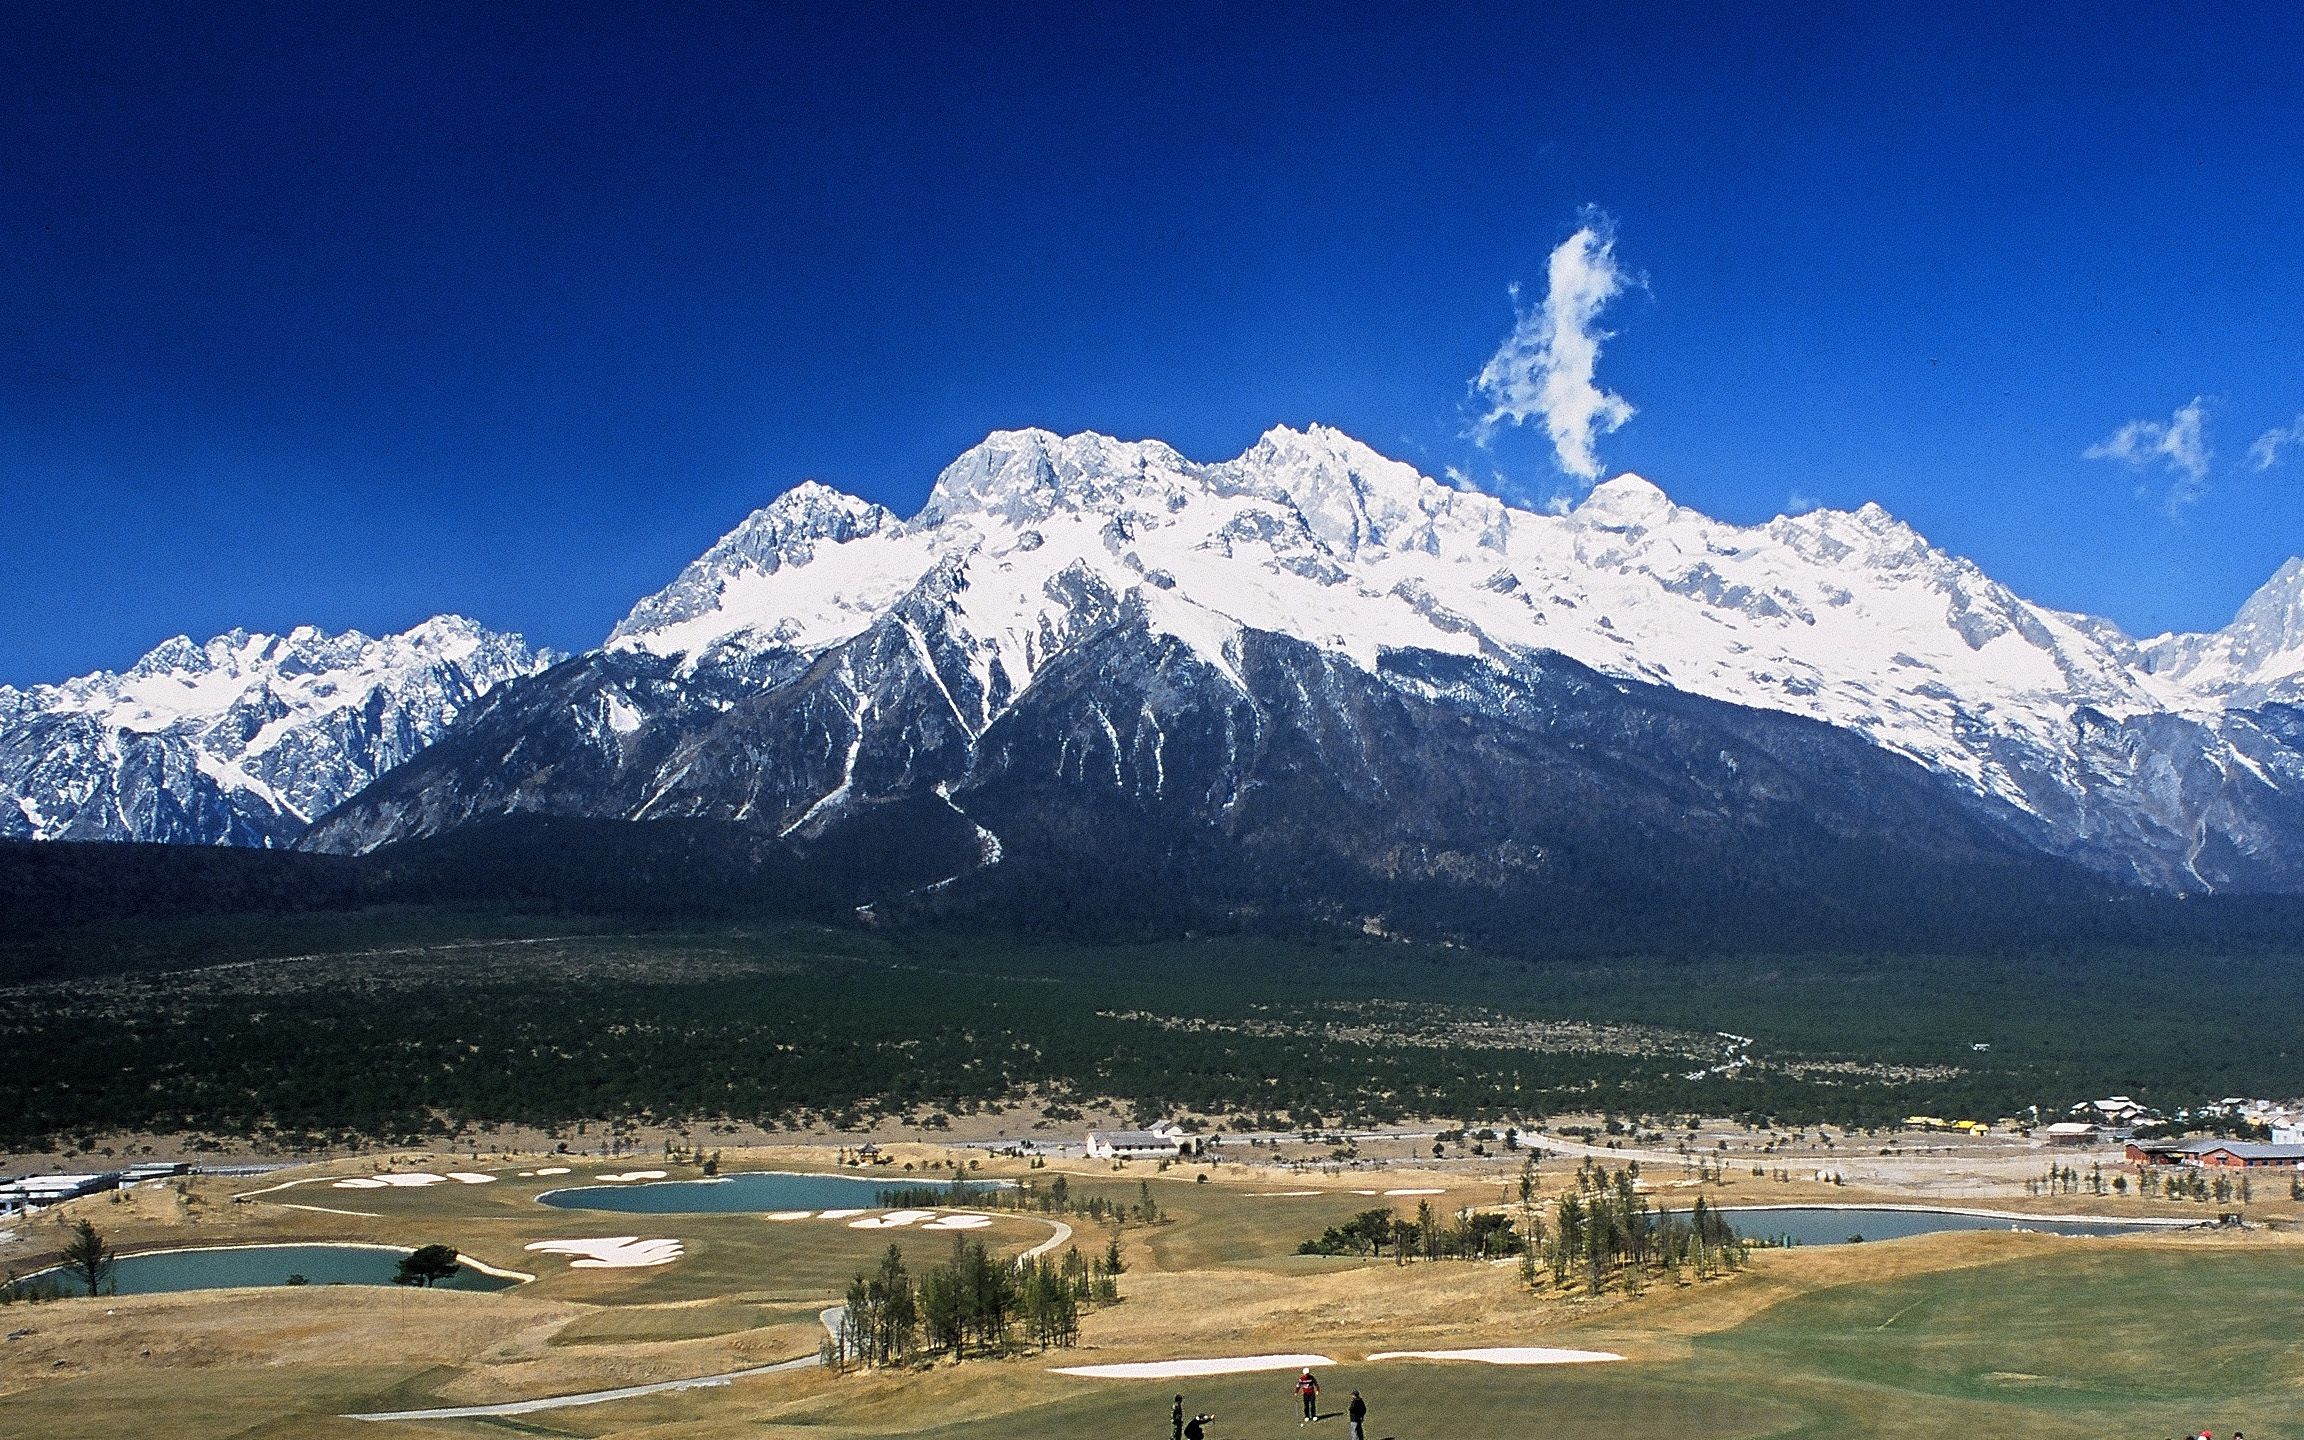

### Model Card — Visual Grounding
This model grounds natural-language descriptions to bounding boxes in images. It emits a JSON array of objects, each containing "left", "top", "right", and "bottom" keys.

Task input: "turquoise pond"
[
  {"left": 10, "top": 1244, "right": 521, "bottom": 1296},
  {"left": 1719, "top": 1206, "right": 2165, "bottom": 1246},
  {"left": 536, "top": 1170, "right": 1001, "bottom": 1215}
]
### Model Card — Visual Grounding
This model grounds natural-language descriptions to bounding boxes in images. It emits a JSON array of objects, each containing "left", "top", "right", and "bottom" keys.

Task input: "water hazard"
[
  {"left": 535, "top": 1170, "right": 999, "bottom": 1215},
  {"left": 10, "top": 1243, "right": 522, "bottom": 1296},
  {"left": 1718, "top": 1206, "right": 2165, "bottom": 1246}
]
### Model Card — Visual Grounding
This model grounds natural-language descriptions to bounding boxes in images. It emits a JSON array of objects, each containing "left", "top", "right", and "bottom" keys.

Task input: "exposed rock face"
[
  {"left": 0, "top": 617, "right": 550, "bottom": 846},
  {"left": 293, "top": 425, "right": 2304, "bottom": 902}
]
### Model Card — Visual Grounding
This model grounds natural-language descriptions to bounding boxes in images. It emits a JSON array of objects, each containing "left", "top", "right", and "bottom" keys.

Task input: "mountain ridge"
[
  {"left": 0, "top": 616, "right": 550, "bottom": 846},
  {"left": 11, "top": 423, "right": 2304, "bottom": 922}
]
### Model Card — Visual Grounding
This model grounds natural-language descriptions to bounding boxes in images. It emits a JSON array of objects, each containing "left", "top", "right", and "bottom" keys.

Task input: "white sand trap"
[
  {"left": 536, "top": 1166, "right": 571, "bottom": 1176},
  {"left": 1053, "top": 1354, "right": 1336, "bottom": 1380},
  {"left": 817, "top": 1208, "right": 867, "bottom": 1220},
  {"left": 924, "top": 1214, "right": 992, "bottom": 1230},
  {"left": 525, "top": 1237, "right": 684, "bottom": 1269},
  {"left": 1367, "top": 1347, "right": 1622, "bottom": 1366},
  {"left": 448, "top": 1172, "right": 497, "bottom": 1185},
  {"left": 764, "top": 1210, "right": 813, "bottom": 1221},
  {"left": 594, "top": 1170, "right": 669, "bottom": 1182},
  {"left": 1351, "top": 1189, "right": 1381, "bottom": 1196},
  {"left": 336, "top": 1173, "right": 448, "bottom": 1189},
  {"left": 848, "top": 1209, "right": 937, "bottom": 1229},
  {"left": 1383, "top": 1188, "right": 1445, "bottom": 1196},
  {"left": 1252, "top": 1190, "right": 1323, "bottom": 1197}
]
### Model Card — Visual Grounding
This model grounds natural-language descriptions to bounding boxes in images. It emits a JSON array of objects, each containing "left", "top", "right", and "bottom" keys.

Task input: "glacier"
[
  {"left": 296, "top": 424, "right": 2304, "bottom": 897},
  {"left": 9, "top": 423, "right": 2303, "bottom": 902}
]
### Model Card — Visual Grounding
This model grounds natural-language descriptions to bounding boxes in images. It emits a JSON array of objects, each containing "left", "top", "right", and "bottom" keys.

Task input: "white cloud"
[
  {"left": 1471, "top": 209, "right": 1638, "bottom": 482},
  {"left": 1785, "top": 492, "right": 1822, "bottom": 515},
  {"left": 2249, "top": 415, "right": 2304, "bottom": 471},
  {"left": 2085, "top": 397, "right": 2211, "bottom": 513}
]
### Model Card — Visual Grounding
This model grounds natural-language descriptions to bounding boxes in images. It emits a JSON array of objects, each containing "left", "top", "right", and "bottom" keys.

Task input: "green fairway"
[
  {"left": 750, "top": 1244, "right": 2304, "bottom": 1440},
  {"left": 1687, "top": 1245, "right": 2304, "bottom": 1430}
]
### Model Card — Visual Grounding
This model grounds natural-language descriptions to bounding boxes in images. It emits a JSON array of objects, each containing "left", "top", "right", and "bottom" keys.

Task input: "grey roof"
[{"left": 2179, "top": 1141, "right": 2304, "bottom": 1160}]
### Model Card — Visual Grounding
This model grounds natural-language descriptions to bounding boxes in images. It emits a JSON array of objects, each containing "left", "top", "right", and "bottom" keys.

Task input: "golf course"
[{"left": 2, "top": 1146, "right": 2297, "bottom": 1439}]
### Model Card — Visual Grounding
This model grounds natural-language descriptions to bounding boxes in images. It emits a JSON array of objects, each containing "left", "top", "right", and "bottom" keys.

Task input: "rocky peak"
[
  {"left": 1234, "top": 424, "right": 1508, "bottom": 558},
  {"left": 612, "top": 482, "right": 896, "bottom": 643},
  {"left": 1571, "top": 472, "right": 1673, "bottom": 530},
  {"left": 915, "top": 428, "right": 1202, "bottom": 530}
]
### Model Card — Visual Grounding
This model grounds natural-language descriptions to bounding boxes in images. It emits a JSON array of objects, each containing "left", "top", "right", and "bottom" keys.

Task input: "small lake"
[
  {"left": 536, "top": 1170, "right": 998, "bottom": 1215},
  {"left": 10, "top": 1243, "right": 522, "bottom": 1296},
  {"left": 1717, "top": 1206, "right": 2165, "bottom": 1246}
]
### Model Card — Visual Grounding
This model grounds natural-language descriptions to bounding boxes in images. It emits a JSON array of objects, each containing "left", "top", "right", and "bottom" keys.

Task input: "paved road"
[
  {"left": 1020, "top": 1216, "right": 1074, "bottom": 1261},
  {"left": 343, "top": 1355, "right": 819, "bottom": 1422}
]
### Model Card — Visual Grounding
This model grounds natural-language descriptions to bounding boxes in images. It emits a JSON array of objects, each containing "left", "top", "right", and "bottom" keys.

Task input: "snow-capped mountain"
[
  {"left": 0, "top": 617, "right": 550, "bottom": 846},
  {"left": 300, "top": 425, "right": 2304, "bottom": 906}
]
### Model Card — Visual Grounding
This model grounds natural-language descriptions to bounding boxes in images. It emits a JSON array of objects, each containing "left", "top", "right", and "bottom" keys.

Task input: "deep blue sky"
[{"left": 5, "top": 3, "right": 2302, "bottom": 684}]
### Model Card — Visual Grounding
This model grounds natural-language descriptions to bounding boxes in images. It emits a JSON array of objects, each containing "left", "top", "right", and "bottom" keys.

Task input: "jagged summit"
[
  {"left": 556, "top": 420, "right": 2304, "bottom": 894},
  {"left": 1570, "top": 472, "right": 1672, "bottom": 528},
  {"left": 2140, "top": 555, "right": 2304, "bottom": 704},
  {"left": 19, "top": 420, "right": 2304, "bottom": 900},
  {"left": 612, "top": 482, "right": 895, "bottom": 647},
  {"left": 0, "top": 617, "right": 547, "bottom": 846}
]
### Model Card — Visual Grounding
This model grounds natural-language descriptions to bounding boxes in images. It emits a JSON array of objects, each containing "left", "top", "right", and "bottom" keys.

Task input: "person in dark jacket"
[
  {"left": 1296, "top": 1367, "right": 1320, "bottom": 1422},
  {"left": 1172, "top": 1395, "right": 1185, "bottom": 1440},
  {"left": 1183, "top": 1412, "right": 1214, "bottom": 1440},
  {"left": 1347, "top": 1389, "right": 1367, "bottom": 1440}
]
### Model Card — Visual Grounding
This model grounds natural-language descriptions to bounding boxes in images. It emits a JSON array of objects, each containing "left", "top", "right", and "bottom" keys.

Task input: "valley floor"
[{"left": 2, "top": 1144, "right": 2298, "bottom": 1438}]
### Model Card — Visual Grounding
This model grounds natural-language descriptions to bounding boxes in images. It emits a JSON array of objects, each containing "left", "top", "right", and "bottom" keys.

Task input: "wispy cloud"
[
  {"left": 2085, "top": 398, "right": 2211, "bottom": 514},
  {"left": 2249, "top": 415, "right": 2304, "bottom": 471},
  {"left": 1471, "top": 208, "right": 1638, "bottom": 482},
  {"left": 1785, "top": 492, "right": 1822, "bottom": 516}
]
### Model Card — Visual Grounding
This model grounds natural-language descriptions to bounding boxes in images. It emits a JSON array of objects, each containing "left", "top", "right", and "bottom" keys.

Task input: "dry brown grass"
[{"left": 7, "top": 1146, "right": 2300, "bottom": 1439}]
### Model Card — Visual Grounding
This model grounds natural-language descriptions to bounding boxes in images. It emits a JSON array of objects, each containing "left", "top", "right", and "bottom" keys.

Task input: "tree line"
[{"left": 823, "top": 1235, "right": 1123, "bottom": 1370}]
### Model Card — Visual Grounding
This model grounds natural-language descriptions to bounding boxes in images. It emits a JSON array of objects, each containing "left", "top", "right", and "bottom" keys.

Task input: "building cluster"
[
  {"left": 0, "top": 1162, "right": 186, "bottom": 1217},
  {"left": 2123, "top": 1138, "right": 2304, "bottom": 1170},
  {"left": 2039, "top": 1094, "right": 2304, "bottom": 1150}
]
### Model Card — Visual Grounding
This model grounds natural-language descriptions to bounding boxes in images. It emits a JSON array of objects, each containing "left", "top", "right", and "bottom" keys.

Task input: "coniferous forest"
[{"left": 7, "top": 835, "right": 2304, "bottom": 1151}]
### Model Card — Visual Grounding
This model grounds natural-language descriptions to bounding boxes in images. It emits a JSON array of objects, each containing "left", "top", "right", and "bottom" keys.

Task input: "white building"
[
  {"left": 1085, "top": 1129, "right": 1190, "bottom": 1160},
  {"left": 0, "top": 1172, "right": 117, "bottom": 1213}
]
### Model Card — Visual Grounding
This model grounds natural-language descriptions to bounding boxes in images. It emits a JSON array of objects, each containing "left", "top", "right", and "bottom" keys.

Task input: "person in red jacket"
[{"left": 1296, "top": 1368, "right": 1320, "bottom": 1423}]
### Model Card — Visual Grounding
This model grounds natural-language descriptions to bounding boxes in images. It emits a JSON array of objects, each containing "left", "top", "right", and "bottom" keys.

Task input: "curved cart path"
[
  {"left": 344, "top": 1355, "right": 819, "bottom": 1421},
  {"left": 348, "top": 1220, "right": 1068, "bottom": 1423}
]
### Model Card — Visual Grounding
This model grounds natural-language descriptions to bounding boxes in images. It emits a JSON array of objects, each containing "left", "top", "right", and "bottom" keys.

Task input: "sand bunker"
[
  {"left": 1366, "top": 1347, "right": 1622, "bottom": 1366},
  {"left": 448, "top": 1172, "right": 496, "bottom": 1185},
  {"left": 764, "top": 1210, "right": 813, "bottom": 1221},
  {"left": 848, "top": 1209, "right": 938, "bottom": 1229},
  {"left": 1053, "top": 1354, "right": 1337, "bottom": 1379},
  {"left": 1252, "top": 1190, "right": 1323, "bottom": 1197},
  {"left": 594, "top": 1170, "right": 669, "bottom": 1182},
  {"left": 536, "top": 1167, "right": 571, "bottom": 1176},
  {"left": 333, "top": 1173, "right": 450, "bottom": 1189},
  {"left": 818, "top": 1208, "right": 867, "bottom": 1220},
  {"left": 524, "top": 1237, "right": 685, "bottom": 1268},
  {"left": 924, "top": 1214, "right": 993, "bottom": 1230}
]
